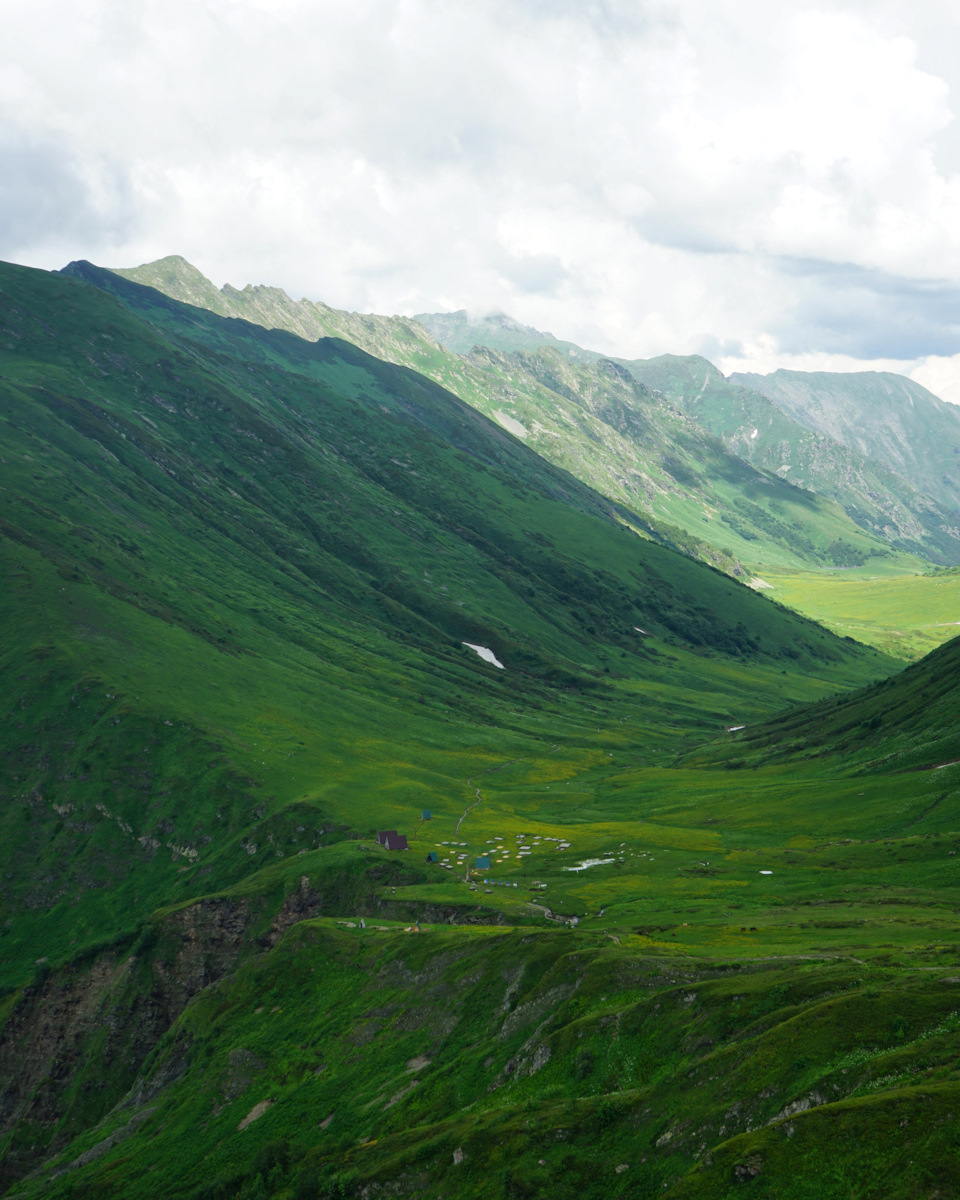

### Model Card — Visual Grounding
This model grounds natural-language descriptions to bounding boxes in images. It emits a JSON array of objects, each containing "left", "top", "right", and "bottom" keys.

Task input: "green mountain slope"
[
  {"left": 731, "top": 368, "right": 960, "bottom": 512},
  {"left": 695, "top": 631, "right": 960, "bottom": 774},
  {"left": 106, "top": 257, "right": 937, "bottom": 577},
  {"left": 2, "top": 255, "right": 884, "bottom": 982},
  {"left": 7, "top": 258, "right": 960, "bottom": 1200},
  {"left": 417, "top": 308, "right": 960, "bottom": 566},
  {"left": 464, "top": 344, "right": 902, "bottom": 575}
]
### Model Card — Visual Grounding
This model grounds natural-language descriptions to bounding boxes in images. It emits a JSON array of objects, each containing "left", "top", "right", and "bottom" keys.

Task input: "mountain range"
[
  {"left": 2, "top": 255, "right": 960, "bottom": 1199},
  {"left": 108, "top": 258, "right": 960, "bottom": 577}
]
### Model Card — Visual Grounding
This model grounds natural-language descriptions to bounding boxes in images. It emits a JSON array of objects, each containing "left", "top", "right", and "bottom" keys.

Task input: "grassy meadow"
[{"left": 756, "top": 565, "right": 960, "bottom": 660}]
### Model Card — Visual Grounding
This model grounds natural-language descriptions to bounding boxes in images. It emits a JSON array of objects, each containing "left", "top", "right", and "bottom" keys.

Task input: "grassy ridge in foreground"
[{"left": 9, "top": 834, "right": 960, "bottom": 1200}]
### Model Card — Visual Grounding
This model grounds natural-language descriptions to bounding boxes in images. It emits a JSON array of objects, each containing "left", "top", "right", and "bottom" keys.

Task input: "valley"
[
  {"left": 1, "top": 258, "right": 959, "bottom": 1199},
  {"left": 756, "top": 565, "right": 960, "bottom": 660}
]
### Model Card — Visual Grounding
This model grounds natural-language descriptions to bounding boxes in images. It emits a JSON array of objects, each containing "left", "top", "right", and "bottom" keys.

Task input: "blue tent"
[{"left": 475, "top": 856, "right": 491, "bottom": 869}]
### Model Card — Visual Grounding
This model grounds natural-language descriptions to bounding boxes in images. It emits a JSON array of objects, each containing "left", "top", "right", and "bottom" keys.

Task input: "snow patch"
[
  {"left": 463, "top": 642, "right": 505, "bottom": 669},
  {"left": 750, "top": 427, "right": 758, "bottom": 439},
  {"left": 493, "top": 410, "right": 527, "bottom": 440},
  {"left": 565, "top": 857, "right": 615, "bottom": 873}
]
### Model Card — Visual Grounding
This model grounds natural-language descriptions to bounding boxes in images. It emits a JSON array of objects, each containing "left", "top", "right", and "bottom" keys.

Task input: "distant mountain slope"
[
  {"left": 105, "top": 258, "right": 944, "bottom": 575},
  {"left": 415, "top": 306, "right": 603, "bottom": 361},
  {"left": 412, "top": 308, "right": 596, "bottom": 360},
  {"left": 417, "top": 308, "right": 960, "bottom": 564},
  {"left": 629, "top": 355, "right": 960, "bottom": 563},
  {"left": 730, "top": 368, "right": 960, "bottom": 511}
]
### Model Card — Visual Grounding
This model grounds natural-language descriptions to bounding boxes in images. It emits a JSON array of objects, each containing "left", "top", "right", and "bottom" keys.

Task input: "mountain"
[
  {"left": 415, "top": 306, "right": 603, "bottom": 361},
  {"left": 105, "top": 258, "right": 949, "bottom": 575},
  {"left": 416, "top": 307, "right": 960, "bottom": 565},
  {"left": 628, "top": 355, "right": 960, "bottom": 563},
  {"left": 2, "top": 255, "right": 885, "bottom": 979},
  {"left": 411, "top": 308, "right": 596, "bottom": 359},
  {"left": 7, "top": 257, "right": 960, "bottom": 1200},
  {"left": 730, "top": 368, "right": 960, "bottom": 512}
]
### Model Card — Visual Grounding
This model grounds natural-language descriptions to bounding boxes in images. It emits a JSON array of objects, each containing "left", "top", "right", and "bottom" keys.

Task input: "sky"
[{"left": 5, "top": 0, "right": 960, "bottom": 399}]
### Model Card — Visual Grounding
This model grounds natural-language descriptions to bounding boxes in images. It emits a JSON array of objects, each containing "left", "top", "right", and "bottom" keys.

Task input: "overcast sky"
[{"left": 5, "top": 0, "right": 960, "bottom": 398}]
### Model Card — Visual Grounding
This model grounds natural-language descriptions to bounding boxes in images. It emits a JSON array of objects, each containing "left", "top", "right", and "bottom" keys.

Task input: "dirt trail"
[{"left": 456, "top": 745, "right": 559, "bottom": 835}]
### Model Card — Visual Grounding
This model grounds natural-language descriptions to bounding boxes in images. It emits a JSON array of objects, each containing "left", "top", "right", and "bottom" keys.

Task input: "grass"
[
  {"left": 3, "top": 258, "right": 960, "bottom": 1199},
  {"left": 90, "top": 257, "right": 947, "bottom": 578},
  {"left": 755, "top": 565, "right": 960, "bottom": 659}
]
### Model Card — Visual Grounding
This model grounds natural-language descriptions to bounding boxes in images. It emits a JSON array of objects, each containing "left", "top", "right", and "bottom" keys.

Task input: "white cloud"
[
  {"left": 3, "top": 0, "right": 960, "bottom": 396},
  {"left": 907, "top": 354, "right": 960, "bottom": 406}
]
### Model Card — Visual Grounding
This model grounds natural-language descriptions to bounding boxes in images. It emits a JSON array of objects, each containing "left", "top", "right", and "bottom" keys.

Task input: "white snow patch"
[
  {"left": 750, "top": 427, "right": 758, "bottom": 439},
  {"left": 565, "top": 858, "right": 616, "bottom": 873},
  {"left": 726, "top": 725, "right": 746, "bottom": 732},
  {"left": 493, "top": 410, "right": 527, "bottom": 440},
  {"left": 463, "top": 643, "right": 505, "bottom": 669}
]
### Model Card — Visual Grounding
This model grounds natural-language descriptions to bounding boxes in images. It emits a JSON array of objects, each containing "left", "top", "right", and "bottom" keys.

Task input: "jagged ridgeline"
[
  {"left": 102, "top": 256, "right": 956, "bottom": 576},
  {"left": 3, "top": 258, "right": 960, "bottom": 1200},
  {"left": 413, "top": 308, "right": 960, "bottom": 568}
]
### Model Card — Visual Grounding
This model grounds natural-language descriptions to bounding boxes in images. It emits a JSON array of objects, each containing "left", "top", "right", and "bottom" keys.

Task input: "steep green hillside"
[
  {"left": 627, "top": 355, "right": 960, "bottom": 564},
  {"left": 733, "top": 369, "right": 960, "bottom": 513},
  {"left": 6, "top": 258, "right": 960, "bottom": 1200},
  {"left": 105, "top": 258, "right": 937, "bottom": 577},
  {"left": 696, "top": 632, "right": 960, "bottom": 774},
  {"left": 416, "top": 307, "right": 960, "bottom": 566}
]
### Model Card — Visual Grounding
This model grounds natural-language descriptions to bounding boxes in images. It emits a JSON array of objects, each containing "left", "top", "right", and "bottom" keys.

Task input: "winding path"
[{"left": 455, "top": 744, "right": 560, "bottom": 835}]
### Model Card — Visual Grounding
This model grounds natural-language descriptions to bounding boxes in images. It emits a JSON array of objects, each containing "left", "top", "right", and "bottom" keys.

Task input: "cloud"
[
  {"left": 0, "top": 138, "right": 128, "bottom": 251},
  {"left": 2, "top": 0, "right": 960, "bottom": 389},
  {"left": 771, "top": 260, "right": 960, "bottom": 360}
]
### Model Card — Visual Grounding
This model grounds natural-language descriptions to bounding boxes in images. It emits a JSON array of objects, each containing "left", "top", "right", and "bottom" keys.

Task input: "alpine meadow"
[{"left": 4, "top": 251, "right": 960, "bottom": 1200}]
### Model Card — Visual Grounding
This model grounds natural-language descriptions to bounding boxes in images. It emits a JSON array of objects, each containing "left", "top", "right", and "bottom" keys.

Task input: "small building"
[
  {"left": 378, "top": 831, "right": 408, "bottom": 851},
  {"left": 426, "top": 851, "right": 439, "bottom": 862},
  {"left": 376, "top": 830, "right": 396, "bottom": 846},
  {"left": 475, "top": 855, "right": 491, "bottom": 870}
]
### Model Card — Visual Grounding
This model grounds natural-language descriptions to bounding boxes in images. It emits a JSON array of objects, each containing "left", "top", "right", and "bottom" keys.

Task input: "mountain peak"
[
  {"left": 413, "top": 308, "right": 585, "bottom": 358},
  {"left": 107, "top": 255, "right": 236, "bottom": 317}
]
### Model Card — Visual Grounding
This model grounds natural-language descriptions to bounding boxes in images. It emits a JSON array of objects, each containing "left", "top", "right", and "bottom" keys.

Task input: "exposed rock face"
[{"left": 0, "top": 896, "right": 251, "bottom": 1190}]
